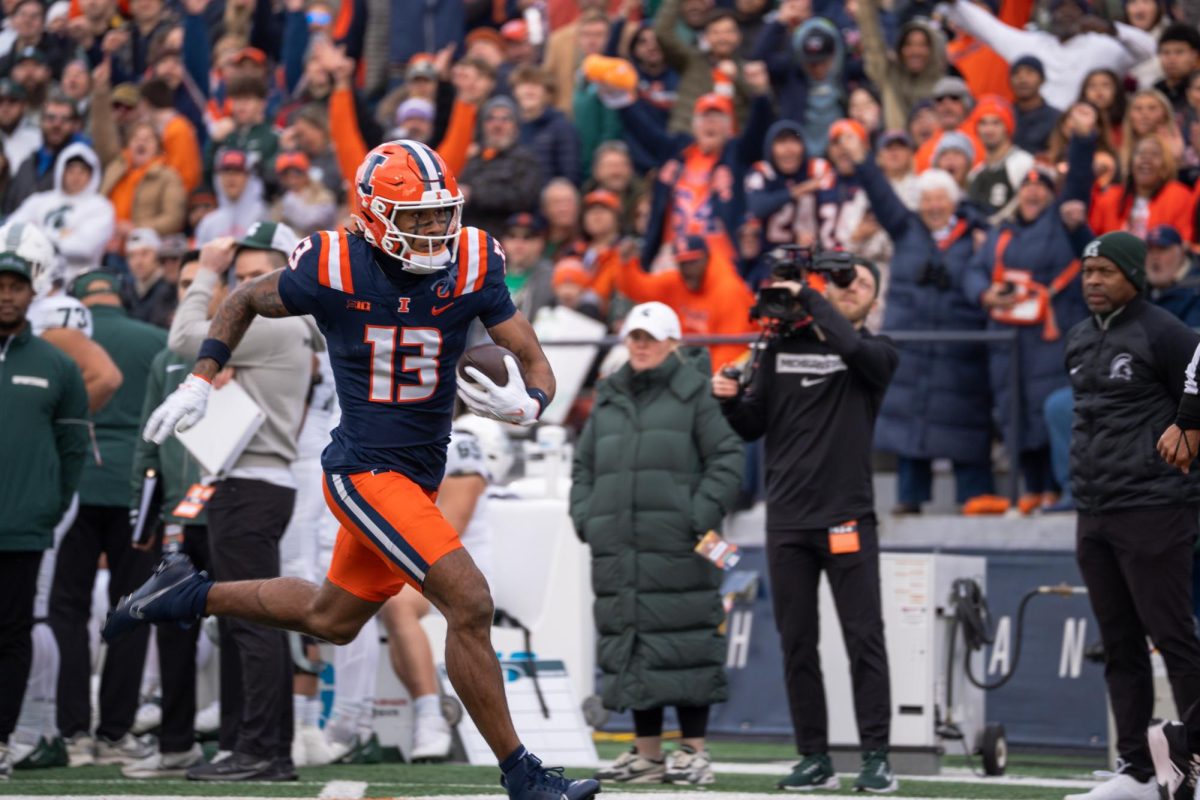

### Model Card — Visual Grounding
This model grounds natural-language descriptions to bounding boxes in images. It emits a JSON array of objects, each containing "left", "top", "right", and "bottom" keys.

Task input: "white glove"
[
  {"left": 456, "top": 356, "right": 541, "bottom": 427},
  {"left": 143, "top": 374, "right": 212, "bottom": 444}
]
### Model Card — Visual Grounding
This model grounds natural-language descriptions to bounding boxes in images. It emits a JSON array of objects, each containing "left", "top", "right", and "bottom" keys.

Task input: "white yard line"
[
  {"left": 317, "top": 780, "right": 368, "bottom": 799},
  {"left": 708, "top": 761, "right": 1099, "bottom": 789}
]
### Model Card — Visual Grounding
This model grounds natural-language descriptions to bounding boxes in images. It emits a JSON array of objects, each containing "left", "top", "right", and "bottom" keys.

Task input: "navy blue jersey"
[
  {"left": 815, "top": 172, "right": 863, "bottom": 251},
  {"left": 277, "top": 226, "right": 517, "bottom": 489},
  {"left": 744, "top": 157, "right": 833, "bottom": 251}
]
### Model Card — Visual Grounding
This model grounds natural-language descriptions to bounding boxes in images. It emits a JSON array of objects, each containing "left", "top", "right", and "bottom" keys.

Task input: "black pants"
[
  {"left": 767, "top": 514, "right": 891, "bottom": 753},
  {"left": 0, "top": 551, "right": 43, "bottom": 741},
  {"left": 632, "top": 705, "right": 710, "bottom": 739},
  {"left": 206, "top": 478, "right": 296, "bottom": 760},
  {"left": 1077, "top": 505, "right": 1200, "bottom": 777},
  {"left": 50, "top": 505, "right": 156, "bottom": 740},
  {"left": 155, "top": 525, "right": 210, "bottom": 754}
]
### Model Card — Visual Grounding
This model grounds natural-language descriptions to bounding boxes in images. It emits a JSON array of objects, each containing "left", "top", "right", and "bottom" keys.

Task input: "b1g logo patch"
[{"left": 1109, "top": 353, "right": 1133, "bottom": 381}]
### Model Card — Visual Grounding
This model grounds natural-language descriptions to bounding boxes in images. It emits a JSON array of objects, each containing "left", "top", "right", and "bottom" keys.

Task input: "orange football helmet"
[{"left": 353, "top": 139, "right": 464, "bottom": 274}]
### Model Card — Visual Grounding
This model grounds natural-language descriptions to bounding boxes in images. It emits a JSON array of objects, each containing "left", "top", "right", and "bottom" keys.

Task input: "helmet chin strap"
[{"left": 397, "top": 240, "right": 454, "bottom": 274}]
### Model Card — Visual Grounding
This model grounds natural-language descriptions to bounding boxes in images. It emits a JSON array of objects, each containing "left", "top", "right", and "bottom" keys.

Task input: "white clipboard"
[{"left": 175, "top": 379, "right": 266, "bottom": 478}]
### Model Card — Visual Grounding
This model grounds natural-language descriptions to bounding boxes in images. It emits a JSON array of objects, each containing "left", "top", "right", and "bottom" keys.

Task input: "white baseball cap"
[
  {"left": 619, "top": 301, "right": 681, "bottom": 341},
  {"left": 126, "top": 227, "right": 162, "bottom": 253}
]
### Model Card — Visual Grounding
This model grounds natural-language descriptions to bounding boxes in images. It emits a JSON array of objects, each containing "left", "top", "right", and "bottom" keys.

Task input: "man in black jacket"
[
  {"left": 712, "top": 258, "right": 899, "bottom": 793},
  {"left": 458, "top": 96, "right": 545, "bottom": 235},
  {"left": 1064, "top": 231, "right": 1200, "bottom": 800}
]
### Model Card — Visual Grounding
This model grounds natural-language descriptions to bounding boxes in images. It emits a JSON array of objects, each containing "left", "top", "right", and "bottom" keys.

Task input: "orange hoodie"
[
  {"left": 330, "top": 86, "right": 369, "bottom": 212},
  {"left": 914, "top": 125, "right": 985, "bottom": 173},
  {"left": 614, "top": 249, "right": 756, "bottom": 370},
  {"left": 332, "top": 86, "right": 477, "bottom": 213},
  {"left": 161, "top": 114, "right": 202, "bottom": 193},
  {"left": 1089, "top": 181, "right": 1195, "bottom": 243},
  {"left": 946, "top": 0, "right": 1031, "bottom": 102}
]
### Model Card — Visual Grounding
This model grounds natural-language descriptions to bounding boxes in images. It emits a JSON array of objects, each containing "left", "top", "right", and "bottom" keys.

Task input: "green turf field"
[{"left": 0, "top": 741, "right": 1110, "bottom": 799}]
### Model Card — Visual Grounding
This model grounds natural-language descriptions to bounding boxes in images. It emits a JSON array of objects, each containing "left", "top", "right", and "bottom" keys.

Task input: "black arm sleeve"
[{"left": 801, "top": 287, "right": 899, "bottom": 390}]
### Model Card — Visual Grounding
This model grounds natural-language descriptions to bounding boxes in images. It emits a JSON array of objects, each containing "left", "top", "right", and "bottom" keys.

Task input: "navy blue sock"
[
  {"left": 180, "top": 575, "right": 214, "bottom": 619},
  {"left": 500, "top": 744, "right": 528, "bottom": 773}
]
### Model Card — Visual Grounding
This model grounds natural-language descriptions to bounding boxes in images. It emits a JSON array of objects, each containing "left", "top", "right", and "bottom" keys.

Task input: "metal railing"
[{"left": 540, "top": 329, "right": 1024, "bottom": 503}]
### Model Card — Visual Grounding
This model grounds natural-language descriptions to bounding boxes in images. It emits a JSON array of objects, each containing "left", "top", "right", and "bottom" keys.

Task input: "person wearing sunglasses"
[{"left": 4, "top": 90, "right": 81, "bottom": 216}]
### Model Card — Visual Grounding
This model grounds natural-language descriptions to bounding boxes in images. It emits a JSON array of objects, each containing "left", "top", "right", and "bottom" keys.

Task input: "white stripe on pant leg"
[{"left": 331, "top": 475, "right": 426, "bottom": 582}]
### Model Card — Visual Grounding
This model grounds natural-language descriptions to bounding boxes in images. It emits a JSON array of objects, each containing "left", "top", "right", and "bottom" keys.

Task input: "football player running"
[{"left": 103, "top": 141, "right": 597, "bottom": 800}]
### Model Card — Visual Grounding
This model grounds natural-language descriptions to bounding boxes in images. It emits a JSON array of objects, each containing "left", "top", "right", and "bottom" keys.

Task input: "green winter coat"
[{"left": 569, "top": 350, "right": 743, "bottom": 712}]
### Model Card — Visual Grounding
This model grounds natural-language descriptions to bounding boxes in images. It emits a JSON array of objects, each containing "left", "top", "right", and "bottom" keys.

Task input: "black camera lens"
[{"left": 829, "top": 267, "right": 856, "bottom": 289}]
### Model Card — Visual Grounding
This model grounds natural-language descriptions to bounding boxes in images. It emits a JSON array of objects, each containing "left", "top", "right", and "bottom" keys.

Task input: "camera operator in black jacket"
[
  {"left": 1064, "top": 231, "right": 1200, "bottom": 800},
  {"left": 712, "top": 255, "right": 899, "bottom": 793}
]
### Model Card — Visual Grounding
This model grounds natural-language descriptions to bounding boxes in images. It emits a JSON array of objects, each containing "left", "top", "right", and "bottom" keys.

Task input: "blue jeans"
[
  {"left": 1044, "top": 387, "right": 1074, "bottom": 501},
  {"left": 896, "top": 457, "right": 995, "bottom": 507}
]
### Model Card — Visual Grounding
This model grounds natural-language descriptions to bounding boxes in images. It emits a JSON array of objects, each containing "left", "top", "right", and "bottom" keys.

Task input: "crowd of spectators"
[
  {"left": 6, "top": 0, "right": 1200, "bottom": 784},
  {"left": 0, "top": 0, "right": 1194, "bottom": 519}
]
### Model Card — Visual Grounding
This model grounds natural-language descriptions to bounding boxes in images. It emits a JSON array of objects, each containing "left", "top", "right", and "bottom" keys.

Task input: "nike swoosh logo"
[
  {"left": 129, "top": 575, "right": 191, "bottom": 619},
  {"left": 1070, "top": 365, "right": 1082, "bottom": 375},
  {"left": 166, "top": 364, "right": 186, "bottom": 372},
  {"left": 800, "top": 377, "right": 827, "bottom": 387},
  {"left": 432, "top": 303, "right": 455, "bottom": 316}
]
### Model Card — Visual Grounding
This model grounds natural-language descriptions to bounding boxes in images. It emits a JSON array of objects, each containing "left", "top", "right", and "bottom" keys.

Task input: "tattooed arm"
[
  {"left": 170, "top": 237, "right": 298, "bottom": 380},
  {"left": 487, "top": 311, "right": 556, "bottom": 404}
]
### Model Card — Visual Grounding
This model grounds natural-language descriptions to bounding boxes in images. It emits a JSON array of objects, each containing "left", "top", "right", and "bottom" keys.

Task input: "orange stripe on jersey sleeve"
[
  {"left": 472, "top": 229, "right": 489, "bottom": 293},
  {"left": 337, "top": 229, "right": 355, "bottom": 293},
  {"left": 317, "top": 231, "right": 332, "bottom": 288}
]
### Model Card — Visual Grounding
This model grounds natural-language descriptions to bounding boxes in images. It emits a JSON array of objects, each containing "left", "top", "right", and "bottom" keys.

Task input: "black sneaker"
[
  {"left": 1150, "top": 721, "right": 1200, "bottom": 800},
  {"left": 186, "top": 752, "right": 277, "bottom": 782}
]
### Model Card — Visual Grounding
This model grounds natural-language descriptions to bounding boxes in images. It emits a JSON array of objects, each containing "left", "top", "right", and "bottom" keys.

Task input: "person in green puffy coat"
[{"left": 569, "top": 301, "right": 743, "bottom": 787}]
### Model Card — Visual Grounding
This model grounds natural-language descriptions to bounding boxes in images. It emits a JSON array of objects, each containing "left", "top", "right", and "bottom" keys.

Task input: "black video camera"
[{"left": 750, "top": 245, "right": 858, "bottom": 323}]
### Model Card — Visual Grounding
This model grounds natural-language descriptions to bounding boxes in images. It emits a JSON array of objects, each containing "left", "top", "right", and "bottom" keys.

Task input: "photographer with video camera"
[{"left": 711, "top": 248, "right": 899, "bottom": 793}]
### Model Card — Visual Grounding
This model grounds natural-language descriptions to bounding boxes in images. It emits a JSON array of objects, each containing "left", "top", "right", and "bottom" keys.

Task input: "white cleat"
[
  {"left": 291, "top": 732, "right": 308, "bottom": 768},
  {"left": 410, "top": 713, "right": 452, "bottom": 762},
  {"left": 1064, "top": 770, "right": 1159, "bottom": 800},
  {"left": 194, "top": 702, "right": 220, "bottom": 736},
  {"left": 94, "top": 733, "right": 156, "bottom": 765},
  {"left": 132, "top": 702, "right": 162, "bottom": 735},
  {"left": 301, "top": 724, "right": 336, "bottom": 766},
  {"left": 121, "top": 744, "right": 204, "bottom": 778},
  {"left": 64, "top": 733, "right": 95, "bottom": 767}
]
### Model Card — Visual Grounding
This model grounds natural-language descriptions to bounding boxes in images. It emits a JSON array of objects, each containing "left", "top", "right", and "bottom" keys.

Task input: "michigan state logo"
[
  {"left": 1083, "top": 240, "right": 1101, "bottom": 259},
  {"left": 1109, "top": 353, "right": 1133, "bottom": 381}
]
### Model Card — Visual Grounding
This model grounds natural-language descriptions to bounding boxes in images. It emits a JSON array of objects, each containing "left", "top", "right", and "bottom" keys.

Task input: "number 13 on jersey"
[{"left": 364, "top": 325, "right": 442, "bottom": 403}]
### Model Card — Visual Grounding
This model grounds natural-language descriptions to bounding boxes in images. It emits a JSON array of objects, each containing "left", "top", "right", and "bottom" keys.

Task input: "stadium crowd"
[{"left": 6, "top": 0, "right": 1200, "bottom": 790}]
